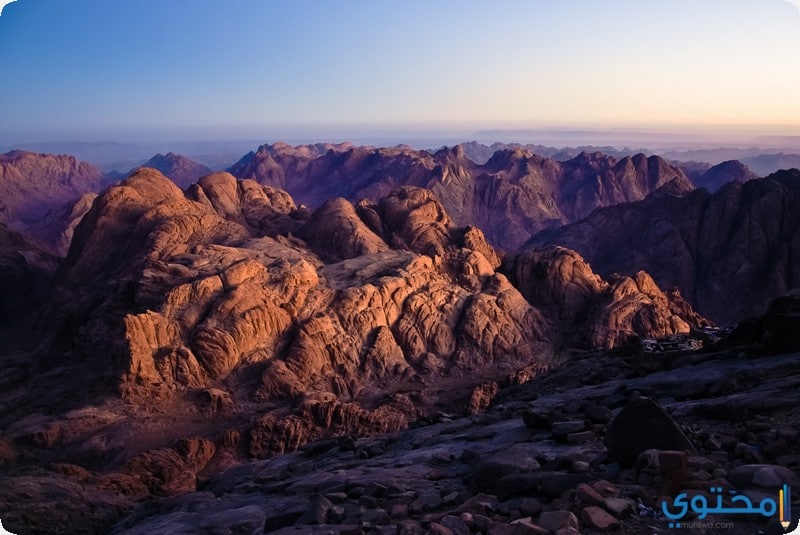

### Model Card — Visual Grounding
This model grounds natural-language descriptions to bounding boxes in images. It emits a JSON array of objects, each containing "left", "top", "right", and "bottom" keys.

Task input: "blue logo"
[{"left": 662, "top": 484, "right": 795, "bottom": 531}]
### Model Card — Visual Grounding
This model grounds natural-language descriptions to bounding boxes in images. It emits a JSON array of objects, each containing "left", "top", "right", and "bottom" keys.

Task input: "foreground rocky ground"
[
  {"left": 111, "top": 346, "right": 799, "bottom": 535},
  {"left": 5, "top": 344, "right": 795, "bottom": 534}
]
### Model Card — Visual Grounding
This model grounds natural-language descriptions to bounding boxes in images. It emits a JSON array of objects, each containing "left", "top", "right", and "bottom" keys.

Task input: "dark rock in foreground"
[{"left": 606, "top": 397, "right": 694, "bottom": 467}]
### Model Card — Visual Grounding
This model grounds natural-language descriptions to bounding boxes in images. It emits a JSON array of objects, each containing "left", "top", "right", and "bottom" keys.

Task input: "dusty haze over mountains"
[{"left": 2, "top": 1, "right": 800, "bottom": 534}]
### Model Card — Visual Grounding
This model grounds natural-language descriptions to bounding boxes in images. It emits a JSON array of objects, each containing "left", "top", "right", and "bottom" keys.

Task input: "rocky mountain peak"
[{"left": 136, "top": 153, "right": 212, "bottom": 189}]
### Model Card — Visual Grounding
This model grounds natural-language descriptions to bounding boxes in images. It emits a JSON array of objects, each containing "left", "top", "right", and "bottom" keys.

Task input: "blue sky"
[{"left": 0, "top": 0, "right": 799, "bottom": 143}]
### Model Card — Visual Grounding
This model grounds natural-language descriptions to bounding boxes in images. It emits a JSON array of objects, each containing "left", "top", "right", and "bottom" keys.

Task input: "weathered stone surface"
[
  {"left": 121, "top": 438, "right": 215, "bottom": 496},
  {"left": 551, "top": 420, "right": 586, "bottom": 436},
  {"left": 4, "top": 147, "right": 800, "bottom": 535},
  {"left": 567, "top": 430, "right": 595, "bottom": 444},
  {"left": 28, "top": 170, "right": 555, "bottom": 463},
  {"left": 509, "top": 517, "right": 549, "bottom": 534},
  {"left": 440, "top": 514, "right": 470, "bottom": 535},
  {"left": 474, "top": 446, "right": 542, "bottom": 491},
  {"left": 503, "top": 247, "right": 704, "bottom": 349},
  {"left": 602, "top": 497, "right": 636, "bottom": 519},
  {"left": 592, "top": 480, "right": 621, "bottom": 498},
  {"left": 7, "top": 342, "right": 792, "bottom": 535},
  {"left": 466, "top": 381, "right": 500, "bottom": 415},
  {"left": 576, "top": 482, "right": 605, "bottom": 506},
  {"left": 299, "top": 197, "right": 388, "bottom": 262},
  {"left": 295, "top": 495, "right": 334, "bottom": 526}
]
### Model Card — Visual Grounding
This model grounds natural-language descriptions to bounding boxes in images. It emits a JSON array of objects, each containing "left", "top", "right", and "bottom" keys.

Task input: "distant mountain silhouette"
[
  {"left": 454, "top": 140, "right": 644, "bottom": 164},
  {"left": 0, "top": 150, "right": 105, "bottom": 226},
  {"left": 135, "top": 152, "right": 211, "bottom": 188},
  {"left": 661, "top": 147, "right": 800, "bottom": 176},
  {"left": 693, "top": 160, "right": 757, "bottom": 192},
  {"left": 741, "top": 153, "right": 800, "bottom": 177},
  {"left": 0, "top": 150, "right": 105, "bottom": 255}
]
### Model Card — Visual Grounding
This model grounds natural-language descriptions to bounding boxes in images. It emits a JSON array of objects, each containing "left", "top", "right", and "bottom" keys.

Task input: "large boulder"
[{"left": 606, "top": 397, "right": 693, "bottom": 466}]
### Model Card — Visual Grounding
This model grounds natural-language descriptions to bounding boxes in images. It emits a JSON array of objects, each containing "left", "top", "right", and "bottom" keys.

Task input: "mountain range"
[
  {"left": 1, "top": 143, "right": 798, "bottom": 533},
  {"left": 228, "top": 143, "right": 699, "bottom": 249},
  {"left": 529, "top": 169, "right": 800, "bottom": 324}
]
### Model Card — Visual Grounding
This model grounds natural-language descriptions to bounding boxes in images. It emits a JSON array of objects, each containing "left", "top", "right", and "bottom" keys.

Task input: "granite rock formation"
[
  {"left": 82, "top": 340, "right": 800, "bottom": 535},
  {"left": 502, "top": 246, "right": 709, "bottom": 348},
  {"left": 6, "top": 140, "right": 800, "bottom": 535}
]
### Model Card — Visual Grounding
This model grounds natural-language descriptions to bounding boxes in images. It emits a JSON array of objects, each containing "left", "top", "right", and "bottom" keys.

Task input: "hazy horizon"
[
  {"left": 1, "top": 0, "right": 799, "bottom": 148},
  {"left": 5, "top": 124, "right": 800, "bottom": 174}
]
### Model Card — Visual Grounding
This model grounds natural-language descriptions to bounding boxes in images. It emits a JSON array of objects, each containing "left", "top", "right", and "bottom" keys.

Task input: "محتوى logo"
[
  {"left": 662, "top": 483, "right": 796, "bottom": 531},
  {"left": 780, "top": 484, "right": 799, "bottom": 533}
]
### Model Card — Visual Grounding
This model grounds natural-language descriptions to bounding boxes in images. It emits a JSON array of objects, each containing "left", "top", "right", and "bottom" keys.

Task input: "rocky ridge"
[
  {"left": 691, "top": 160, "right": 758, "bottom": 192},
  {"left": 227, "top": 144, "right": 695, "bottom": 249},
  {"left": 502, "top": 247, "right": 710, "bottom": 349},
  {"left": 528, "top": 170, "right": 800, "bottom": 324},
  {"left": 0, "top": 150, "right": 106, "bottom": 255}
]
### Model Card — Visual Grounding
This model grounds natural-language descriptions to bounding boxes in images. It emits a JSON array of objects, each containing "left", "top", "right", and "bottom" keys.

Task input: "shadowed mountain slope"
[{"left": 528, "top": 170, "right": 800, "bottom": 324}]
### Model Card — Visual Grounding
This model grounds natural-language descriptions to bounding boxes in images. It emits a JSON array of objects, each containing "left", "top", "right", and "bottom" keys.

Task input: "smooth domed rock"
[{"left": 300, "top": 197, "right": 388, "bottom": 261}]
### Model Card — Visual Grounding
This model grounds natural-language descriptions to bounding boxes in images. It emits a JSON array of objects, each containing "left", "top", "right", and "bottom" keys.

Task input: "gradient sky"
[{"left": 0, "top": 0, "right": 799, "bottom": 143}]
